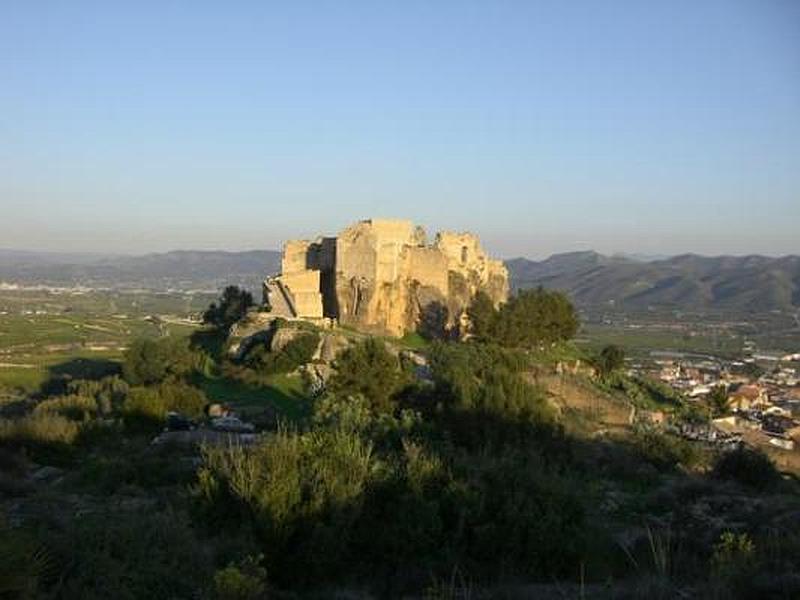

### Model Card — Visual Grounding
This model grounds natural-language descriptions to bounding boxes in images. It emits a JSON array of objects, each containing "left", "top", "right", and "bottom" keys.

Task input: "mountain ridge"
[
  {"left": 507, "top": 252, "right": 800, "bottom": 312},
  {"left": 1, "top": 248, "right": 798, "bottom": 311}
]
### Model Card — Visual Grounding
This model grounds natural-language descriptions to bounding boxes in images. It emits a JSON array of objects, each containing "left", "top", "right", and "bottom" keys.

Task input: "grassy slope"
[
  {"left": 0, "top": 289, "right": 310, "bottom": 423},
  {"left": 192, "top": 372, "right": 308, "bottom": 420}
]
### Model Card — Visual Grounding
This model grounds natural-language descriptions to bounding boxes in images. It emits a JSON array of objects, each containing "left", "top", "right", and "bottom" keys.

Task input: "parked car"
[
  {"left": 211, "top": 416, "right": 256, "bottom": 433},
  {"left": 165, "top": 411, "right": 196, "bottom": 432}
]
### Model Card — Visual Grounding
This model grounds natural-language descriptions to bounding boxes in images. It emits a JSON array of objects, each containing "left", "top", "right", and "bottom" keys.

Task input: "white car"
[{"left": 211, "top": 416, "right": 256, "bottom": 433}]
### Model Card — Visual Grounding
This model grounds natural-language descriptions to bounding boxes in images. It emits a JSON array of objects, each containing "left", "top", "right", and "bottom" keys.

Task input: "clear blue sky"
[{"left": 1, "top": 1, "right": 798, "bottom": 258}]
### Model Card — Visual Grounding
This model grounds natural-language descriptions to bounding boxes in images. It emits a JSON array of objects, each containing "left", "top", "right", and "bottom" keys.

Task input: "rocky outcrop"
[{"left": 265, "top": 219, "right": 508, "bottom": 337}]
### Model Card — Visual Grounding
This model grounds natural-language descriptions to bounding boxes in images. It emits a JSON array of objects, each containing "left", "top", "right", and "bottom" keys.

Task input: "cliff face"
[{"left": 266, "top": 219, "right": 508, "bottom": 336}]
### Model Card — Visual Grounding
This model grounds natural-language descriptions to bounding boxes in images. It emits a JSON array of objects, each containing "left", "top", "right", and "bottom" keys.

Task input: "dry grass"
[{"left": 0, "top": 413, "right": 81, "bottom": 446}]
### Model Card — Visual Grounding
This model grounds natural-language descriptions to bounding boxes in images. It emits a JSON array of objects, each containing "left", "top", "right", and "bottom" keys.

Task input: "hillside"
[{"left": 507, "top": 251, "right": 800, "bottom": 313}]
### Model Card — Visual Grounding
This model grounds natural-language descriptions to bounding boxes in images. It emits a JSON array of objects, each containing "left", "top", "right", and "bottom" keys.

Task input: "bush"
[
  {"left": 204, "top": 286, "right": 254, "bottom": 331},
  {"left": 194, "top": 366, "right": 589, "bottom": 588},
  {"left": 712, "top": 446, "right": 781, "bottom": 489},
  {"left": 124, "top": 381, "right": 207, "bottom": 430},
  {"left": 0, "top": 413, "right": 81, "bottom": 464},
  {"left": 488, "top": 287, "right": 579, "bottom": 348},
  {"left": 0, "top": 521, "right": 57, "bottom": 599},
  {"left": 428, "top": 341, "right": 551, "bottom": 422},
  {"left": 123, "top": 337, "right": 196, "bottom": 386},
  {"left": 76, "top": 448, "right": 196, "bottom": 495},
  {"left": 328, "top": 338, "right": 409, "bottom": 412},
  {"left": 244, "top": 332, "right": 320, "bottom": 376},
  {"left": 630, "top": 429, "right": 700, "bottom": 471},
  {"left": 66, "top": 376, "right": 129, "bottom": 414},
  {"left": 597, "top": 344, "right": 625, "bottom": 377},
  {"left": 213, "top": 554, "right": 268, "bottom": 600},
  {"left": 33, "top": 395, "right": 98, "bottom": 421},
  {"left": 48, "top": 511, "right": 212, "bottom": 600},
  {"left": 195, "top": 426, "right": 375, "bottom": 581},
  {"left": 712, "top": 531, "right": 755, "bottom": 574},
  {"left": 466, "top": 290, "right": 496, "bottom": 340},
  {"left": 0, "top": 413, "right": 81, "bottom": 446}
]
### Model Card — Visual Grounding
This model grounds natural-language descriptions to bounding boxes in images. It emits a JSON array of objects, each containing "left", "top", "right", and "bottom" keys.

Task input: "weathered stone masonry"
[{"left": 264, "top": 219, "right": 508, "bottom": 336}]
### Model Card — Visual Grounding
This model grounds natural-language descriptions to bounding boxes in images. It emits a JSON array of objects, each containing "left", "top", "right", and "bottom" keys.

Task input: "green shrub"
[
  {"left": 0, "top": 413, "right": 80, "bottom": 446},
  {"left": 712, "top": 531, "right": 755, "bottom": 574},
  {"left": 195, "top": 426, "right": 376, "bottom": 582},
  {"left": 466, "top": 290, "right": 496, "bottom": 340},
  {"left": 328, "top": 338, "right": 409, "bottom": 412},
  {"left": 49, "top": 511, "right": 212, "bottom": 600},
  {"left": 0, "top": 521, "right": 57, "bottom": 599},
  {"left": 244, "top": 332, "right": 320, "bottom": 376},
  {"left": 0, "top": 413, "right": 81, "bottom": 464},
  {"left": 312, "top": 393, "right": 422, "bottom": 450},
  {"left": 489, "top": 287, "right": 579, "bottom": 348},
  {"left": 213, "top": 554, "right": 268, "bottom": 600},
  {"left": 76, "top": 449, "right": 196, "bottom": 494},
  {"left": 123, "top": 337, "right": 196, "bottom": 385},
  {"left": 124, "top": 381, "right": 207, "bottom": 430},
  {"left": 66, "top": 376, "right": 129, "bottom": 414},
  {"left": 597, "top": 344, "right": 625, "bottom": 377},
  {"left": 203, "top": 286, "right": 254, "bottom": 331},
  {"left": 33, "top": 395, "right": 98, "bottom": 421},
  {"left": 428, "top": 341, "right": 551, "bottom": 422},
  {"left": 712, "top": 446, "right": 781, "bottom": 489},
  {"left": 630, "top": 430, "right": 700, "bottom": 471}
]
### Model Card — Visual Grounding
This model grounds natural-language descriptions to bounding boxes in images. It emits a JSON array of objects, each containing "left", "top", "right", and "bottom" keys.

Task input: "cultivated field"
[{"left": 0, "top": 289, "right": 213, "bottom": 394}]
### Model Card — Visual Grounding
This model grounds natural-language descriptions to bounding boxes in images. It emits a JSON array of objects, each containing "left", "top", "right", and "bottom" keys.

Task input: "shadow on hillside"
[
  {"left": 39, "top": 358, "right": 122, "bottom": 397},
  {"left": 189, "top": 328, "right": 228, "bottom": 360}
]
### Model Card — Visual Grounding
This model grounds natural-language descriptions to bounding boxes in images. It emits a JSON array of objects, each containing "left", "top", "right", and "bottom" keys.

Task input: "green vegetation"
[
  {"left": 202, "top": 286, "right": 254, "bottom": 331},
  {"left": 467, "top": 287, "right": 579, "bottom": 347},
  {"left": 122, "top": 337, "right": 196, "bottom": 385},
  {"left": 0, "top": 288, "right": 207, "bottom": 394},
  {"left": 328, "top": 337, "right": 410, "bottom": 412},
  {"left": 242, "top": 331, "right": 319, "bottom": 376},
  {"left": 712, "top": 446, "right": 782, "bottom": 489},
  {"left": 2, "top": 286, "right": 800, "bottom": 598},
  {"left": 579, "top": 320, "right": 746, "bottom": 358},
  {"left": 597, "top": 344, "right": 625, "bottom": 377},
  {"left": 708, "top": 385, "right": 730, "bottom": 417},
  {"left": 124, "top": 382, "right": 208, "bottom": 428},
  {"left": 598, "top": 371, "right": 684, "bottom": 411},
  {"left": 193, "top": 372, "right": 308, "bottom": 420}
]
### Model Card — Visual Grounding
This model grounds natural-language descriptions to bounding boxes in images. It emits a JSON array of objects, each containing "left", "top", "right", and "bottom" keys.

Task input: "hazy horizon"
[
  {"left": 2, "top": 2, "right": 799, "bottom": 258},
  {"left": 1, "top": 242, "right": 797, "bottom": 263}
]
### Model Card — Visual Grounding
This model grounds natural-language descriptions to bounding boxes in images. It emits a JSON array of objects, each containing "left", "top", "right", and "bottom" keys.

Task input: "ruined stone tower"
[{"left": 264, "top": 219, "right": 508, "bottom": 336}]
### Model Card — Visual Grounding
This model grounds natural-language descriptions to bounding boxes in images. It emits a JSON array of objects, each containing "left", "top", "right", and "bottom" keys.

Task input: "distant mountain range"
[
  {"left": 506, "top": 251, "right": 800, "bottom": 313},
  {"left": 2, "top": 248, "right": 798, "bottom": 313}
]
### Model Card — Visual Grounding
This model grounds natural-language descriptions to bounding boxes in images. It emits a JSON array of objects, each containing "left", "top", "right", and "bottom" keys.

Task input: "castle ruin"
[{"left": 264, "top": 219, "right": 508, "bottom": 336}]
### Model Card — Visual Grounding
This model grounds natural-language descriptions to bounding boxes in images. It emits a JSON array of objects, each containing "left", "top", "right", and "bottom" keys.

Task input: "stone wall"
[{"left": 265, "top": 218, "right": 508, "bottom": 336}]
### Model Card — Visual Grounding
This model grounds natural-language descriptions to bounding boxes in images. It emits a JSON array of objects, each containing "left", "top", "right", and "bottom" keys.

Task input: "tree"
[
  {"left": 122, "top": 337, "right": 195, "bottom": 385},
  {"left": 466, "top": 291, "right": 496, "bottom": 340},
  {"left": 418, "top": 301, "right": 450, "bottom": 341},
  {"left": 597, "top": 345, "right": 625, "bottom": 377},
  {"left": 328, "top": 338, "right": 408, "bottom": 412},
  {"left": 708, "top": 385, "right": 730, "bottom": 417},
  {"left": 203, "top": 286, "right": 254, "bottom": 331},
  {"left": 489, "top": 288, "right": 579, "bottom": 348}
]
